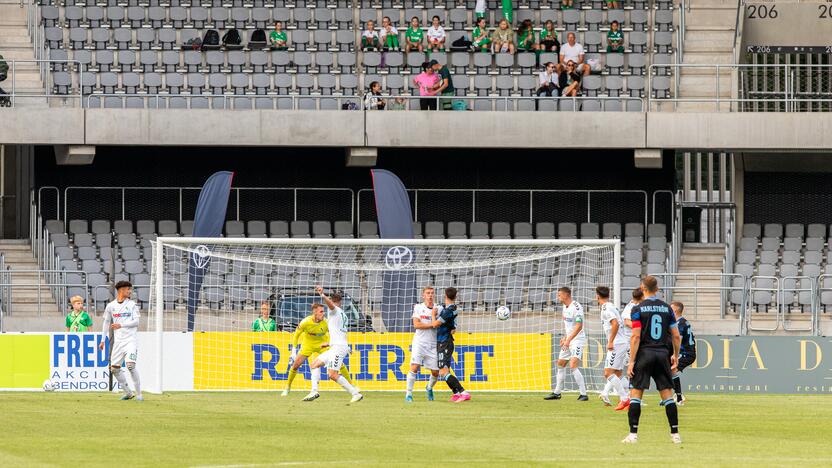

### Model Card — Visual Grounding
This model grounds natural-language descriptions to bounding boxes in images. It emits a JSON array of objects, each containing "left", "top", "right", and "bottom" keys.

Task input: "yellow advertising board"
[{"left": 193, "top": 332, "right": 552, "bottom": 391}]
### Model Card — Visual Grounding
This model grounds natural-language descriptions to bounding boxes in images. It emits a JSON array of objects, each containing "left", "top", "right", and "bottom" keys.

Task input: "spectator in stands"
[
  {"left": 607, "top": 0, "right": 621, "bottom": 9},
  {"left": 606, "top": 20, "right": 625, "bottom": 53},
  {"left": 413, "top": 61, "right": 439, "bottom": 110},
  {"left": 490, "top": 18, "right": 516, "bottom": 54},
  {"left": 517, "top": 19, "right": 536, "bottom": 52},
  {"left": 65, "top": 296, "right": 92, "bottom": 332},
  {"left": 536, "top": 61, "right": 561, "bottom": 103},
  {"left": 362, "top": 20, "right": 381, "bottom": 50},
  {"left": 430, "top": 59, "right": 455, "bottom": 110},
  {"left": 269, "top": 21, "right": 288, "bottom": 50},
  {"left": 561, "top": 60, "right": 583, "bottom": 97},
  {"left": 475, "top": 0, "right": 487, "bottom": 20},
  {"left": 380, "top": 16, "right": 400, "bottom": 51},
  {"left": 426, "top": 16, "right": 446, "bottom": 52},
  {"left": 252, "top": 301, "right": 277, "bottom": 332},
  {"left": 537, "top": 20, "right": 560, "bottom": 54},
  {"left": 471, "top": 17, "right": 491, "bottom": 52},
  {"left": 363, "top": 81, "right": 386, "bottom": 110},
  {"left": 561, "top": 0, "right": 574, "bottom": 9},
  {"left": 558, "top": 32, "right": 590, "bottom": 76},
  {"left": 388, "top": 96, "right": 407, "bottom": 110},
  {"left": 405, "top": 16, "right": 424, "bottom": 52}
]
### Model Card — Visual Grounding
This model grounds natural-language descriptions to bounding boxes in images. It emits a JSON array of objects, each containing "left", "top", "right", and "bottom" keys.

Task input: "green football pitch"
[{"left": 2, "top": 392, "right": 829, "bottom": 467}]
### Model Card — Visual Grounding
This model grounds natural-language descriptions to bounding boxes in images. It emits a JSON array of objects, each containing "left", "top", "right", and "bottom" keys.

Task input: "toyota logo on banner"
[
  {"left": 191, "top": 245, "right": 212, "bottom": 269},
  {"left": 385, "top": 246, "right": 413, "bottom": 270}
]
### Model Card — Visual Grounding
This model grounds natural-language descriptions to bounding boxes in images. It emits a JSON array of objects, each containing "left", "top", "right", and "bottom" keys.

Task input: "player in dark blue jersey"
[
  {"left": 423, "top": 287, "right": 470, "bottom": 403},
  {"left": 671, "top": 301, "right": 695, "bottom": 405},
  {"left": 622, "top": 276, "right": 682, "bottom": 445}
]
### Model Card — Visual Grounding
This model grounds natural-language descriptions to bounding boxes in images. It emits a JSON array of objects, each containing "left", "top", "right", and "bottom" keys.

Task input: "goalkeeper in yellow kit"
[{"left": 281, "top": 302, "right": 354, "bottom": 401}]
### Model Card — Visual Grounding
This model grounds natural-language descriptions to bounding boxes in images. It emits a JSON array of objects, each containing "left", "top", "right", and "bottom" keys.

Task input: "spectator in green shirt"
[
  {"left": 430, "top": 59, "right": 455, "bottom": 110},
  {"left": 607, "top": 0, "right": 621, "bottom": 9},
  {"left": 252, "top": 301, "right": 277, "bottom": 332},
  {"left": 606, "top": 20, "right": 625, "bottom": 53},
  {"left": 537, "top": 20, "right": 560, "bottom": 54},
  {"left": 269, "top": 21, "right": 288, "bottom": 50},
  {"left": 361, "top": 20, "right": 381, "bottom": 50},
  {"left": 66, "top": 295, "right": 93, "bottom": 332},
  {"left": 471, "top": 17, "right": 491, "bottom": 52},
  {"left": 517, "top": 19, "right": 536, "bottom": 52},
  {"left": 561, "top": 0, "right": 574, "bottom": 9},
  {"left": 405, "top": 16, "right": 424, "bottom": 52}
]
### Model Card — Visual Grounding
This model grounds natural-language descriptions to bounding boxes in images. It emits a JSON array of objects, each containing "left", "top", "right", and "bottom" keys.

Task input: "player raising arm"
[
  {"left": 282, "top": 302, "right": 352, "bottom": 401},
  {"left": 98, "top": 281, "right": 142, "bottom": 401},
  {"left": 622, "top": 276, "right": 682, "bottom": 444},
  {"left": 406, "top": 286, "right": 441, "bottom": 402},
  {"left": 597, "top": 286, "right": 629, "bottom": 407},
  {"left": 309, "top": 287, "right": 363, "bottom": 404},
  {"left": 544, "top": 286, "right": 588, "bottom": 401}
]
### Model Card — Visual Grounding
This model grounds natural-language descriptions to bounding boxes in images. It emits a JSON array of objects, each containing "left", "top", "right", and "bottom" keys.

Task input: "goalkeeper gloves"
[{"left": 288, "top": 347, "right": 297, "bottom": 368}]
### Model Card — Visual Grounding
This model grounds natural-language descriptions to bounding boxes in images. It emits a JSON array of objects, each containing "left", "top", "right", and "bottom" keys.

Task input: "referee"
[{"left": 622, "top": 276, "right": 682, "bottom": 444}]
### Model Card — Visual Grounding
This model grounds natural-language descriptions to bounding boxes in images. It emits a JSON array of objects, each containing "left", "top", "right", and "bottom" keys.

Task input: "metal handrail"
[
  {"left": 0, "top": 269, "right": 89, "bottom": 316},
  {"left": 814, "top": 274, "right": 832, "bottom": 336},
  {"left": 356, "top": 188, "right": 650, "bottom": 230},
  {"left": 84, "top": 93, "right": 361, "bottom": 110},
  {"left": 362, "top": 94, "right": 645, "bottom": 111},
  {"left": 779, "top": 275, "right": 816, "bottom": 334},
  {"left": 3, "top": 59, "right": 83, "bottom": 108},
  {"left": 63, "top": 186, "right": 355, "bottom": 226},
  {"left": 653, "top": 272, "right": 746, "bottom": 323},
  {"left": 746, "top": 275, "right": 781, "bottom": 332}
]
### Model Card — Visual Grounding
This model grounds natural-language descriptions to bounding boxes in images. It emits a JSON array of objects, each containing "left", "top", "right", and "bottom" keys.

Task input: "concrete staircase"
[
  {"left": 0, "top": 0, "right": 47, "bottom": 107},
  {"left": 0, "top": 239, "right": 62, "bottom": 332},
  {"left": 670, "top": 243, "right": 740, "bottom": 334},
  {"left": 674, "top": 0, "right": 737, "bottom": 112}
]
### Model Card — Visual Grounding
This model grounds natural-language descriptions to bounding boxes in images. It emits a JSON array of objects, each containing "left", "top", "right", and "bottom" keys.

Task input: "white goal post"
[{"left": 150, "top": 237, "right": 620, "bottom": 394}]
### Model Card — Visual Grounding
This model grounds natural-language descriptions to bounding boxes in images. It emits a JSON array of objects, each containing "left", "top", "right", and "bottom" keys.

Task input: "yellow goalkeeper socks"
[
  {"left": 287, "top": 369, "right": 297, "bottom": 389},
  {"left": 339, "top": 366, "right": 353, "bottom": 385}
]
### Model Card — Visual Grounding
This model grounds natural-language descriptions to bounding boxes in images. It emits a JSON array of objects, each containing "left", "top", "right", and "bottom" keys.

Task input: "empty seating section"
[
  {"left": 44, "top": 217, "right": 667, "bottom": 311},
  {"left": 40, "top": 0, "right": 673, "bottom": 109},
  {"left": 734, "top": 223, "right": 831, "bottom": 314}
]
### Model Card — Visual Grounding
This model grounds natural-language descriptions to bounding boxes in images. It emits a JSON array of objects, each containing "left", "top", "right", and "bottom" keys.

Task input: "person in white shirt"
[
  {"left": 310, "top": 286, "right": 363, "bottom": 403},
  {"left": 98, "top": 280, "right": 142, "bottom": 401},
  {"left": 613, "top": 288, "right": 642, "bottom": 411},
  {"left": 597, "top": 286, "right": 630, "bottom": 407},
  {"left": 536, "top": 61, "right": 561, "bottom": 107},
  {"left": 558, "top": 32, "right": 590, "bottom": 76},
  {"left": 379, "top": 16, "right": 399, "bottom": 50},
  {"left": 426, "top": 15, "right": 446, "bottom": 52},
  {"left": 405, "top": 286, "right": 441, "bottom": 402},
  {"left": 361, "top": 20, "right": 380, "bottom": 50},
  {"left": 544, "top": 286, "right": 588, "bottom": 401}
]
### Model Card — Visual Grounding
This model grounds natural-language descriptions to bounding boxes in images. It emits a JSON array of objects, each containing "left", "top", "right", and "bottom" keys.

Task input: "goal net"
[{"left": 148, "top": 238, "right": 620, "bottom": 394}]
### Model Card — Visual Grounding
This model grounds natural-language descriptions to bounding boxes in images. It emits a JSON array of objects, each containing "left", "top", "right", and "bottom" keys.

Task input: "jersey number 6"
[{"left": 650, "top": 315, "right": 662, "bottom": 340}]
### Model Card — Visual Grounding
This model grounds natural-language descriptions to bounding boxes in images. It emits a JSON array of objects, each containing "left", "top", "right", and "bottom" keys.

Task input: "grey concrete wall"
[
  {"left": 6, "top": 109, "right": 832, "bottom": 152},
  {"left": 366, "top": 111, "right": 647, "bottom": 148},
  {"left": 0, "top": 109, "right": 85, "bottom": 145}
]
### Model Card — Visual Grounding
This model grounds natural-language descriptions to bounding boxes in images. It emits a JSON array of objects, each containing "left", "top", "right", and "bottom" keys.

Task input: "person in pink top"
[{"left": 412, "top": 61, "right": 439, "bottom": 110}]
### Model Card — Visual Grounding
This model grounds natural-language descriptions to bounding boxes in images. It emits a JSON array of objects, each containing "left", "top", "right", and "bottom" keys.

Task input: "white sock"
[
  {"left": 112, "top": 367, "right": 130, "bottom": 395},
  {"left": 554, "top": 367, "right": 566, "bottom": 394},
  {"left": 602, "top": 378, "right": 613, "bottom": 397},
  {"left": 609, "top": 374, "right": 627, "bottom": 399},
  {"left": 311, "top": 367, "right": 320, "bottom": 392},
  {"left": 427, "top": 374, "right": 438, "bottom": 390},
  {"left": 621, "top": 376, "right": 630, "bottom": 393},
  {"left": 335, "top": 375, "right": 357, "bottom": 395},
  {"left": 572, "top": 368, "right": 586, "bottom": 395},
  {"left": 127, "top": 363, "right": 141, "bottom": 396},
  {"left": 406, "top": 371, "right": 416, "bottom": 395}
]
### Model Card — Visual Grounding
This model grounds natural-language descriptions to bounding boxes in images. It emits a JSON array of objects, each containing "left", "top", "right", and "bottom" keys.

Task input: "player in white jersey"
[
  {"left": 310, "top": 286, "right": 363, "bottom": 403},
  {"left": 98, "top": 281, "right": 142, "bottom": 401},
  {"left": 405, "top": 286, "right": 440, "bottom": 402},
  {"left": 614, "top": 287, "right": 643, "bottom": 411},
  {"left": 597, "top": 286, "right": 629, "bottom": 407},
  {"left": 544, "top": 286, "right": 588, "bottom": 401}
]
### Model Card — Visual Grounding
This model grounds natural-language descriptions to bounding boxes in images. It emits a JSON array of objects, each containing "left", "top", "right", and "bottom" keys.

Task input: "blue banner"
[
  {"left": 187, "top": 171, "right": 234, "bottom": 331},
  {"left": 371, "top": 169, "right": 417, "bottom": 332}
]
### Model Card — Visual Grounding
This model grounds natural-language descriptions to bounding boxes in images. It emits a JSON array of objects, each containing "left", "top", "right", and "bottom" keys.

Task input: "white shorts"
[
  {"left": 317, "top": 345, "right": 349, "bottom": 370},
  {"left": 111, "top": 339, "right": 137, "bottom": 366},
  {"left": 604, "top": 344, "right": 630, "bottom": 370},
  {"left": 410, "top": 341, "right": 438, "bottom": 370},
  {"left": 558, "top": 341, "right": 584, "bottom": 361}
]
